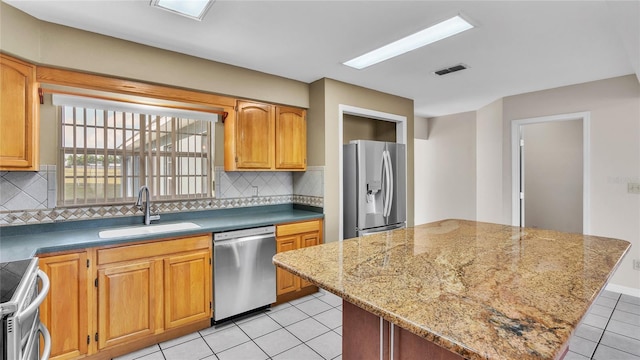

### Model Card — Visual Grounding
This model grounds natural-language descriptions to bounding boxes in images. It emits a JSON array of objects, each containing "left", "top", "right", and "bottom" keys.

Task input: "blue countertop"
[{"left": 0, "top": 204, "right": 323, "bottom": 262}]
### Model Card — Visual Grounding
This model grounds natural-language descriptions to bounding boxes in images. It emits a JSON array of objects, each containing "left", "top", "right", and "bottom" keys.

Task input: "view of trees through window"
[{"left": 60, "top": 105, "right": 213, "bottom": 205}]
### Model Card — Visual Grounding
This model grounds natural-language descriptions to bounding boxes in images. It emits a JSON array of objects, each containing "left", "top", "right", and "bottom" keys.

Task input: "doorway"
[{"left": 511, "top": 112, "right": 591, "bottom": 234}]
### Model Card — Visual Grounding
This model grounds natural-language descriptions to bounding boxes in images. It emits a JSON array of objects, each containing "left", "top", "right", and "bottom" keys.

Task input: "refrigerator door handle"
[
  {"left": 388, "top": 150, "right": 393, "bottom": 217},
  {"left": 381, "top": 150, "right": 389, "bottom": 217},
  {"left": 382, "top": 149, "right": 393, "bottom": 218}
]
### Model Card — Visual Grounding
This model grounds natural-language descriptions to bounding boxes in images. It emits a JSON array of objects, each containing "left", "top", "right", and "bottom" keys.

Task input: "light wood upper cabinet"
[
  {"left": 0, "top": 54, "right": 39, "bottom": 171},
  {"left": 235, "top": 101, "right": 274, "bottom": 169},
  {"left": 39, "top": 251, "right": 90, "bottom": 360},
  {"left": 225, "top": 100, "right": 306, "bottom": 171},
  {"left": 275, "top": 106, "right": 306, "bottom": 170}
]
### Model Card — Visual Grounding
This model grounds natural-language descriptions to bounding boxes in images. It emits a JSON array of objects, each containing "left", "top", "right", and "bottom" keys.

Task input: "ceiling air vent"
[{"left": 434, "top": 64, "right": 468, "bottom": 76}]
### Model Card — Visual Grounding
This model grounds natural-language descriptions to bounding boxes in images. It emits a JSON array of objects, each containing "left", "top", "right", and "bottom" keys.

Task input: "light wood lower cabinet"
[
  {"left": 275, "top": 235, "right": 300, "bottom": 295},
  {"left": 163, "top": 250, "right": 211, "bottom": 329},
  {"left": 97, "top": 259, "right": 159, "bottom": 349},
  {"left": 39, "top": 234, "right": 212, "bottom": 360},
  {"left": 275, "top": 219, "right": 323, "bottom": 303},
  {"left": 39, "top": 251, "right": 90, "bottom": 360},
  {"left": 298, "top": 232, "right": 320, "bottom": 288}
]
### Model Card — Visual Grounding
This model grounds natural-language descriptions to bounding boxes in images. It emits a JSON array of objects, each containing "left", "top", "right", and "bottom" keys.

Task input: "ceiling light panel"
[
  {"left": 343, "top": 15, "right": 474, "bottom": 70},
  {"left": 151, "top": 0, "right": 214, "bottom": 20}
]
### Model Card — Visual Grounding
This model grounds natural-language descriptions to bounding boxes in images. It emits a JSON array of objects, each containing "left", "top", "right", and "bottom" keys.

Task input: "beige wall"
[
  {"left": 415, "top": 116, "right": 428, "bottom": 140},
  {"left": 310, "top": 78, "right": 414, "bottom": 243},
  {"left": 503, "top": 75, "right": 640, "bottom": 291},
  {"left": 307, "top": 80, "right": 326, "bottom": 167},
  {"left": 414, "top": 112, "right": 477, "bottom": 225},
  {"left": 38, "top": 94, "right": 58, "bottom": 165},
  {"left": 416, "top": 75, "right": 639, "bottom": 291},
  {"left": 476, "top": 99, "right": 504, "bottom": 223}
]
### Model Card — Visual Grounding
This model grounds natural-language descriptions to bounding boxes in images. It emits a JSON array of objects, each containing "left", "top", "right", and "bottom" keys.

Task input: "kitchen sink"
[{"left": 98, "top": 222, "right": 201, "bottom": 239}]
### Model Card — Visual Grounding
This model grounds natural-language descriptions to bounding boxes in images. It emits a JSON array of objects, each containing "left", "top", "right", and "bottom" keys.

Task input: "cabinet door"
[
  {"left": 0, "top": 54, "right": 38, "bottom": 170},
  {"left": 276, "top": 235, "right": 300, "bottom": 295},
  {"left": 97, "top": 260, "right": 158, "bottom": 349},
  {"left": 275, "top": 106, "right": 306, "bottom": 170},
  {"left": 235, "top": 101, "right": 274, "bottom": 169},
  {"left": 164, "top": 250, "right": 211, "bottom": 329},
  {"left": 39, "top": 252, "right": 89, "bottom": 360},
  {"left": 299, "top": 232, "right": 320, "bottom": 288}
]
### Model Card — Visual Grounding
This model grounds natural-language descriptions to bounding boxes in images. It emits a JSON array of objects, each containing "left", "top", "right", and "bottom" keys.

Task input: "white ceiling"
[{"left": 5, "top": 0, "right": 639, "bottom": 117}]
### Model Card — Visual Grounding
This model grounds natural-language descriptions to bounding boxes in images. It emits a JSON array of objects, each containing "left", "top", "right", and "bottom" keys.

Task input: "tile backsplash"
[
  {"left": 293, "top": 166, "right": 324, "bottom": 197},
  {"left": 0, "top": 166, "right": 324, "bottom": 226},
  {"left": 215, "top": 168, "right": 293, "bottom": 198},
  {"left": 0, "top": 165, "right": 56, "bottom": 211}
]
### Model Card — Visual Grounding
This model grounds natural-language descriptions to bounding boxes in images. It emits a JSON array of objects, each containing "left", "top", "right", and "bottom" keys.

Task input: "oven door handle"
[
  {"left": 38, "top": 323, "right": 52, "bottom": 360},
  {"left": 16, "top": 270, "right": 50, "bottom": 323},
  {"left": 23, "top": 322, "right": 51, "bottom": 360}
]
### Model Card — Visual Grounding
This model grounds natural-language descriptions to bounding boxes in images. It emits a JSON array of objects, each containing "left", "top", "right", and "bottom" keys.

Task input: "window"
[{"left": 58, "top": 96, "right": 216, "bottom": 205}]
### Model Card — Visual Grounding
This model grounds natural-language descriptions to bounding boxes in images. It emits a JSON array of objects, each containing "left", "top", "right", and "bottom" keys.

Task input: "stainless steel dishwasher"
[{"left": 213, "top": 226, "right": 276, "bottom": 322}]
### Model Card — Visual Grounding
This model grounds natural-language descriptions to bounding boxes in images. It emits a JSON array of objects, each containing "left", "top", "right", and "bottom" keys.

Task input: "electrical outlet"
[
  {"left": 634, "top": 259, "right": 640, "bottom": 271},
  {"left": 628, "top": 183, "right": 640, "bottom": 194}
]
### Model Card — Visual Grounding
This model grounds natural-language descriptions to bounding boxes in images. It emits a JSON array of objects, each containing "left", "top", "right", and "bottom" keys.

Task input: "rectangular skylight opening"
[
  {"left": 150, "top": 0, "right": 214, "bottom": 21},
  {"left": 343, "top": 15, "right": 474, "bottom": 70}
]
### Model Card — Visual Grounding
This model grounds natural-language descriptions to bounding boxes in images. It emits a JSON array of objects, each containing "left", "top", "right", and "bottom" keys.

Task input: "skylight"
[
  {"left": 150, "top": 0, "right": 214, "bottom": 21},
  {"left": 343, "top": 15, "right": 474, "bottom": 70}
]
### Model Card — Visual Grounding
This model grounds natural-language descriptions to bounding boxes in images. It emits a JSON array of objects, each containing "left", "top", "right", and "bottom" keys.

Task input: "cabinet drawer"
[
  {"left": 97, "top": 234, "right": 211, "bottom": 265},
  {"left": 277, "top": 220, "right": 320, "bottom": 237}
]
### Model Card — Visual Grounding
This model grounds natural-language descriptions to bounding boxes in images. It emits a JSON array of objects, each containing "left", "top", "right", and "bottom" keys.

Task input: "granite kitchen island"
[{"left": 273, "top": 219, "right": 631, "bottom": 360}]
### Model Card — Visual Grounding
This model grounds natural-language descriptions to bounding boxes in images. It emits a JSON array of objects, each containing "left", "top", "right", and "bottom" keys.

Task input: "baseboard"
[{"left": 606, "top": 283, "right": 640, "bottom": 298}]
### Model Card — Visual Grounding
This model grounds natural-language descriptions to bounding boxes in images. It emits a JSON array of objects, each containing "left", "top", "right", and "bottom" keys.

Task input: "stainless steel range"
[{"left": 0, "top": 258, "right": 51, "bottom": 360}]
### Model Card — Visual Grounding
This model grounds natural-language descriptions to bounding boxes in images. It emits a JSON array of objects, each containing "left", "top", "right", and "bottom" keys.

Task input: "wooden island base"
[
  {"left": 343, "top": 300, "right": 464, "bottom": 360},
  {"left": 343, "top": 300, "right": 570, "bottom": 360}
]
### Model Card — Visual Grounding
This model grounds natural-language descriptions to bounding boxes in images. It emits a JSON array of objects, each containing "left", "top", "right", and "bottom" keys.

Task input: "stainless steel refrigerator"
[{"left": 343, "top": 140, "right": 406, "bottom": 239}]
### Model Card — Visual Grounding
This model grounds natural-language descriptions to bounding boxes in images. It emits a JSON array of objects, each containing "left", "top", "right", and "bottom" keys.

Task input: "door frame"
[
  {"left": 511, "top": 111, "right": 591, "bottom": 234},
  {"left": 338, "top": 104, "right": 407, "bottom": 241}
]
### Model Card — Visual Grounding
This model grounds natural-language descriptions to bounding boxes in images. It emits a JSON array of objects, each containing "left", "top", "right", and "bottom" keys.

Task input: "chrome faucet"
[{"left": 135, "top": 185, "right": 160, "bottom": 225}]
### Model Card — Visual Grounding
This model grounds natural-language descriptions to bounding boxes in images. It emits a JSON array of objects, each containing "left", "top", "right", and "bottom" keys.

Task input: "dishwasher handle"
[
  {"left": 214, "top": 233, "right": 274, "bottom": 245},
  {"left": 213, "top": 226, "right": 275, "bottom": 242}
]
